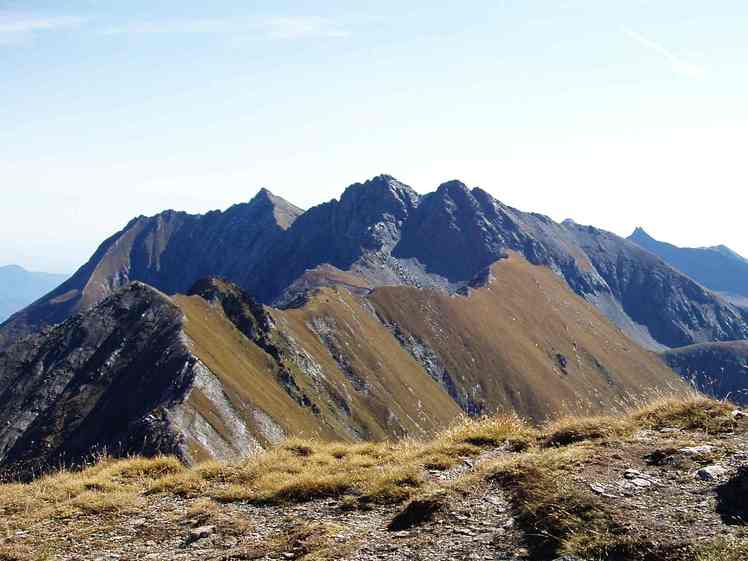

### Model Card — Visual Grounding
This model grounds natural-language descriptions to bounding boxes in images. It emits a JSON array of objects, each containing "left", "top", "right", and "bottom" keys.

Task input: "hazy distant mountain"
[
  {"left": 0, "top": 265, "right": 68, "bottom": 322},
  {"left": 3, "top": 175, "right": 748, "bottom": 352},
  {"left": 628, "top": 227, "right": 748, "bottom": 307}
]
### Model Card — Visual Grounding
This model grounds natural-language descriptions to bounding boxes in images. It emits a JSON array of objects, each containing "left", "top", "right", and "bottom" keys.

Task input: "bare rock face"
[
  {"left": 2, "top": 175, "right": 747, "bottom": 354},
  {"left": 0, "top": 283, "right": 194, "bottom": 475},
  {"left": 0, "top": 279, "right": 298, "bottom": 476},
  {"left": 0, "top": 190, "right": 302, "bottom": 351}
]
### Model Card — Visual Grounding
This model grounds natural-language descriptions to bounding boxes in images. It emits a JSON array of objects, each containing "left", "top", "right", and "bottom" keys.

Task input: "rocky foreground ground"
[{"left": 0, "top": 396, "right": 746, "bottom": 561}]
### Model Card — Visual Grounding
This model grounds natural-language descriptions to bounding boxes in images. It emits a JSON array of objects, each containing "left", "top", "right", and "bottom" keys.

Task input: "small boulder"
[
  {"left": 624, "top": 469, "right": 644, "bottom": 479},
  {"left": 678, "top": 445, "right": 714, "bottom": 456},
  {"left": 187, "top": 525, "right": 215, "bottom": 544},
  {"left": 696, "top": 465, "right": 728, "bottom": 481},
  {"left": 630, "top": 478, "right": 652, "bottom": 488}
]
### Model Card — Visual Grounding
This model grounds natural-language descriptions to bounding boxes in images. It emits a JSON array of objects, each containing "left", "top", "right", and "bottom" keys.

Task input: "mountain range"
[
  {"left": 0, "top": 265, "right": 68, "bottom": 323},
  {"left": 629, "top": 227, "right": 748, "bottom": 308},
  {"left": 1, "top": 175, "right": 747, "bottom": 473},
  {"left": 3, "top": 176, "right": 747, "bottom": 353}
]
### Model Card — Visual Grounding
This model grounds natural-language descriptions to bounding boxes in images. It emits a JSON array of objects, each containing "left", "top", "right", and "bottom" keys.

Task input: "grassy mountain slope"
[
  {"left": 370, "top": 252, "right": 687, "bottom": 421},
  {"left": 0, "top": 253, "right": 689, "bottom": 475}
]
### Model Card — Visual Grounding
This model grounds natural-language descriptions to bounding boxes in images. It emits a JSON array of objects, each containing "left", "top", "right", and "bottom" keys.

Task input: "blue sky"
[{"left": 1, "top": 1, "right": 747, "bottom": 272}]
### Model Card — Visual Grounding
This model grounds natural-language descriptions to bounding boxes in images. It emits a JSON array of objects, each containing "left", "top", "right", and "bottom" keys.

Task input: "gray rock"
[
  {"left": 696, "top": 465, "right": 728, "bottom": 481},
  {"left": 188, "top": 525, "right": 215, "bottom": 543},
  {"left": 624, "top": 468, "right": 645, "bottom": 479},
  {"left": 631, "top": 477, "right": 653, "bottom": 488},
  {"left": 679, "top": 445, "right": 714, "bottom": 456}
]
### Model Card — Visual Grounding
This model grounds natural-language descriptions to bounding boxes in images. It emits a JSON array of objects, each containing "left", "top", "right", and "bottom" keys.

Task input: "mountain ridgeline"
[
  {"left": 2, "top": 175, "right": 748, "bottom": 353},
  {"left": 628, "top": 227, "right": 748, "bottom": 308},
  {"left": 0, "top": 256, "right": 687, "bottom": 474}
]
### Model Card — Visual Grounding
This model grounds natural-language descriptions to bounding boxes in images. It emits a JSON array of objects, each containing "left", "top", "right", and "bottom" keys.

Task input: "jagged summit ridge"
[
  {"left": 3, "top": 175, "right": 748, "bottom": 351},
  {"left": 630, "top": 226, "right": 655, "bottom": 240}
]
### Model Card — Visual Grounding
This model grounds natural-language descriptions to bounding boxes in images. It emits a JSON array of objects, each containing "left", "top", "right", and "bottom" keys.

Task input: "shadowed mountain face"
[
  {"left": 0, "top": 256, "right": 688, "bottom": 474},
  {"left": 0, "top": 265, "right": 68, "bottom": 323},
  {"left": 2, "top": 175, "right": 748, "bottom": 351},
  {"left": 0, "top": 190, "right": 302, "bottom": 350},
  {"left": 662, "top": 341, "right": 748, "bottom": 405},
  {"left": 629, "top": 227, "right": 748, "bottom": 308}
]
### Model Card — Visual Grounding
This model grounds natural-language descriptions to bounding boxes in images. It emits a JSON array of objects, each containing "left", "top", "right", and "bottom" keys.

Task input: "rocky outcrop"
[
  {"left": 0, "top": 279, "right": 316, "bottom": 475},
  {"left": 0, "top": 283, "right": 196, "bottom": 474}
]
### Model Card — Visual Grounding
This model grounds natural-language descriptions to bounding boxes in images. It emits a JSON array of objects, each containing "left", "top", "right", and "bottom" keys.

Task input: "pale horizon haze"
[{"left": 2, "top": 1, "right": 747, "bottom": 273}]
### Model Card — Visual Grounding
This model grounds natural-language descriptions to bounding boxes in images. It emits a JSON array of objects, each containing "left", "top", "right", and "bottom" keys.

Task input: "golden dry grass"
[
  {"left": 0, "top": 412, "right": 533, "bottom": 531},
  {"left": 542, "top": 414, "right": 635, "bottom": 447},
  {"left": 480, "top": 445, "right": 620, "bottom": 557},
  {"left": 0, "top": 392, "right": 739, "bottom": 559},
  {"left": 370, "top": 253, "right": 691, "bottom": 423},
  {"left": 631, "top": 394, "right": 738, "bottom": 433}
]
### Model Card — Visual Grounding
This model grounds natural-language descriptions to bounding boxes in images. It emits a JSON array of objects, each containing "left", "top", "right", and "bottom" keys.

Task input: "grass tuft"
[
  {"left": 543, "top": 415, "right": 634, "bottom": 447},
  {"left": 632, "top": 396, "right": 737, "bottom": 434},
  {"left": 482, "top": 446, "right": 620, "bottom": 558}
]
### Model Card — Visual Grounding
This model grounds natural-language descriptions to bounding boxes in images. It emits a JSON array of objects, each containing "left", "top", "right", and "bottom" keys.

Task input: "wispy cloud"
[
  {"left": 263, "top": 16, "right": 350, "bottom": 39},
  {"left": 622, "top": 27, "right": 705, "bottom": 78},
  {"left": 0, "top": 12, "right": 84, "bottom": 44},
  {"left": 102, "top": 16, "right": 350, "bottom": 40}
]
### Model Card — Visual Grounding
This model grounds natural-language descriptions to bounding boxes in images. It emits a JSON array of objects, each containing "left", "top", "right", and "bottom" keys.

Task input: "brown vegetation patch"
[{"left": 632, "top": 396, "right": 738, "bottom": 433}]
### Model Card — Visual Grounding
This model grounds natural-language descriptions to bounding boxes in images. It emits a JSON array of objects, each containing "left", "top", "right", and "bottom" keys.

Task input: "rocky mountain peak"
[
  {"left": 242, "top": 188, "right": 303, "bottom": 229},
  {"left": 249, "top": 187, "right": 289, "bottom": 207},
  {"left": 435, "top": 179, "right": 471, "bottom": 199},
  {"left": 187, "top": 276, "right": 238, "bottom": 300},
  {"left": 339, "top": 175, "right": 420, "bottom": 220},
  {"left": 630, "top": 226, "right": 655, "bottom": 242},
  {"left": 4, "top": 175, "right": 748, "bottom": 354}
]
